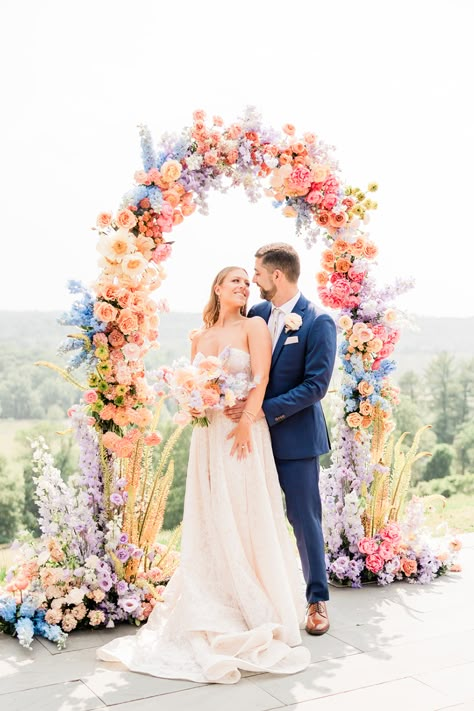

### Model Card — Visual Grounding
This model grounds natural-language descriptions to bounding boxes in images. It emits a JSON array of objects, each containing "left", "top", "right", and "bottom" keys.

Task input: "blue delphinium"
[
  {"left": 15, "top": 617, "right": 35, "bottom": 649},
  {"left": 0, "top": 595, "right": 16, "bottom": 623},
  {"left": 58, "top": 281, "right": 105, "bottom": 371}
]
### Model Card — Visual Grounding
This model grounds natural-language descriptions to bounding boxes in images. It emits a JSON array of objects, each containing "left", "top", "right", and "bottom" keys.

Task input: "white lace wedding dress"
[{"left": 97, "top": 348, "right": 310, "bottom": 684}]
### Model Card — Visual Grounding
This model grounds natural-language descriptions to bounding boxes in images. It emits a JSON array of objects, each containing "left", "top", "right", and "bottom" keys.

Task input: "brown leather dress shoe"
[{"left": 305, "top": 601, "right": 330, "bottom": 635}]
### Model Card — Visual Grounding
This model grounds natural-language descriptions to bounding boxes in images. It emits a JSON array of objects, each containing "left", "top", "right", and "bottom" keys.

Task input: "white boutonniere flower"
[{"left": 284, "top": 313, "right": 302, "bottom": 332}]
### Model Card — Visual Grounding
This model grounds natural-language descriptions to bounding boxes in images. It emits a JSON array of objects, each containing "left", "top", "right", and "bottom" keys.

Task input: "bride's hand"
[
  {"left": 224, "top": 398, "right": 246, "bottom": 423},
  {"left": 226, "top": 419, "right": 252, "bottom": 460}
]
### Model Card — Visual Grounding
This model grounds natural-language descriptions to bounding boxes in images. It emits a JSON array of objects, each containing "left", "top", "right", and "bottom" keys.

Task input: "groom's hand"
[{"left": 224, "top": 399, "right": 247, "bottom": 422}]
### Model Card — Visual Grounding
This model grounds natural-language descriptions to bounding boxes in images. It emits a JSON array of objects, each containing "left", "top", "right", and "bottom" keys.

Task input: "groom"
[{"left": 229, "top": 243, "right": 336, "bottom": 634}]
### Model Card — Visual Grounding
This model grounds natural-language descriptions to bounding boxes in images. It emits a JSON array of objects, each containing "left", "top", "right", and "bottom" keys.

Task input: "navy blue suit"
[{"left": 248, "top": 294, "right": 336, "bottom": 602}]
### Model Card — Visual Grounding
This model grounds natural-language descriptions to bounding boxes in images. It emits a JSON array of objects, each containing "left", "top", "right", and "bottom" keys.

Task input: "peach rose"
[
  {"left": 348, "top": 238, "right": 365, "bottom": 257},
  {"left": 282, "top": 123, "right": 296, "bottom": 136},
  {"left": 283, "top": 205, "right": 298, "bottom": 218},
  {"left": 364, "top": 241, "right": 378, "bottom": 259},
  {"left": 338, "top": 315, "right": 353, "bottom": 331},
  {"left": 316, "top": 271, "right": 329, "bottom": 287},
  {"left": 173, "top": 411, "right": 192, "bottom": 426},
  {"left": 304, "top": 132, "right": 316, "bottom": 144},
  {"left": 449, "top": 563, "right": 462, "bottom": 572},
  {"left": 401, "top": 558, "right": 417, "bottom": 576},
  {"left": 94, "top": 301, "right": 118, "bottom": 323},
  {"left": 359, "top": 401, "right": 373, "bottom": 417},
  {"left": 117, "top": 308, "right": 139, "bottom": 335},
  {"left": 160, "top": 159, "right": 182, "bottom": 183},
  {"left": 115, "top": 209, "right": 137, "bottom": 230},
  {"left": 193, "top": 109, "right": 206, "bottom": 122},
  {"left": 361, "top": 416, "right": 372, "bottom": 428},
  {"left": 96, "top": 212, "right": 112, "bottom": 229},
  {"left": 316, "top": 211, "right": 330, "bottom": 226},
  {"left": 329, "top": 212, "right": 348, "bottom": 228},
  {"left": 131, "top": 407, "right": 153, "bottom": 428},
  {"left": 346, "top": 412, "right": 363, "bottom": 428},
  {"left": 134, "top": 170, "right": 149, "bottom": 184},
  {"left": 358, "top": 380, "right": 374, "bottom": 396},
  {"left": 449, "top": 538, "right": 462, "bottom": 552},
  {"left": 383, "top": 309, "right": 397, "bottom": 324}
]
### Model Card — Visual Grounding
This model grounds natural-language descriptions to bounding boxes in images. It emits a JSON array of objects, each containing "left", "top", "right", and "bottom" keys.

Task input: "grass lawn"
[{"left": 423, "top": 492, "right": 474, "bottom": 534}]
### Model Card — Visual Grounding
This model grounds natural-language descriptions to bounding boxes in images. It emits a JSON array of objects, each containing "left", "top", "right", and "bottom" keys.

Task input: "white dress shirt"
[{"left": 268, "top": 292, "right": 301, "bottom": 351}]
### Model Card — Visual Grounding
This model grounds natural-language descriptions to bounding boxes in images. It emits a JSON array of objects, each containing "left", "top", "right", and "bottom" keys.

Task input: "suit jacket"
[{"left": 248, "top": 294, "right": 336, "bottom": 460}]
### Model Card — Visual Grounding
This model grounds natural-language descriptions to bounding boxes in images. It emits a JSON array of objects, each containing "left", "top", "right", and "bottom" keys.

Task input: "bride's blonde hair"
[{"left": 202, "top": 266, "right": 248, "bottom": 328}]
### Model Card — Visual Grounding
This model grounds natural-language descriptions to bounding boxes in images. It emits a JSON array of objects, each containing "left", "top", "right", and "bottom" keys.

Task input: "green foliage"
[
  {"left": 423, "top": 443, "right": 455, "bottom": 481},
  {"left": 0, "top": 456, "right": 24, "bottom": 544},
  {"left": 453, "top": 420, "right": 474, "bottom": 476},
  {"left": 414, "top": 472, "right": 474, "bottom": 499},
  {"left": 157, "top": 420, "right": 192, "bottom": 531}
]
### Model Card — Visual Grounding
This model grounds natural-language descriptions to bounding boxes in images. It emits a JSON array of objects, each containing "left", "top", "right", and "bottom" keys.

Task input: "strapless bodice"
[{"left": 194, "top": 347, "right": 251, "bottom": 378}]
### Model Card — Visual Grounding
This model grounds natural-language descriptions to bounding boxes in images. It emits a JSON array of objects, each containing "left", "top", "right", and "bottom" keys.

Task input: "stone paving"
[{"left": 1, "top": 534, "right": 473, "bottom": 710}]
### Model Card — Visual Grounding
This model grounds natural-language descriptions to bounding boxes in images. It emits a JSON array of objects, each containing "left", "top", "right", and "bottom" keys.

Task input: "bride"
[{"left": 97, "top": 266, "right": 311, "bottom": 684}]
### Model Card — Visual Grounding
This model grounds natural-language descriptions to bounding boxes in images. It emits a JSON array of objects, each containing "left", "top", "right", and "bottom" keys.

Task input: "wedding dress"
[{"left": 97, "top": 348, "right": 310, "bottom": 684}]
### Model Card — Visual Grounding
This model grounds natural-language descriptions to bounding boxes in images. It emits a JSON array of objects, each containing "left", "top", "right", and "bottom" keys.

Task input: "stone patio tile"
[
  {"left": 37, "top": 625, "right": 135, "bottom": 655},
  {"left": 325, "top": 589, "right": 412, "bottom": 630},
  {"left": 415, "top": 661, "right": 474, "bottom": 706},
  {"left": 283, "top": 676, "right": 453, "bottom": 710},
  {"left": 379, "top": 575, "right": 470, "bottom": 614},
  {"left": 81, "top": 665, "right": 199, "bottom": 705},
  {"left": 327, "top": 597, "right": 472, "bottom": 652},
  {"left": 0, "top": 680, "right": 104, "bottom": 711},
  {"left": 249, "top": 629, "right": 474, "bottom": 706},
  {"left": 97, "top": 678, "right": 285, "bottom": 711},
  {"left": 302, "top": 632, "right": 362, "bottom": 665},
  {"left": 0, "top": 646, "right": 101, "bottom": 695}
]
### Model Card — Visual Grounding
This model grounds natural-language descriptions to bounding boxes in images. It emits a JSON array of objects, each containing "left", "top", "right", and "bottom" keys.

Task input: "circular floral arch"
[{"left": 65, "top": 108, "right": 442, "bottom": 588}]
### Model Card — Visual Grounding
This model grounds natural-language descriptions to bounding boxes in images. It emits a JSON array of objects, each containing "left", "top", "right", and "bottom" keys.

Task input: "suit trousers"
[{"left": 274, "top": 456, "right": 329, "bottom": 603}]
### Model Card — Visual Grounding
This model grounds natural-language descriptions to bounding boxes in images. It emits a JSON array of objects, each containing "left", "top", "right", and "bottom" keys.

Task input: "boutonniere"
[{"left": 284, "top": 313, "right": 302, "bottom": 332}]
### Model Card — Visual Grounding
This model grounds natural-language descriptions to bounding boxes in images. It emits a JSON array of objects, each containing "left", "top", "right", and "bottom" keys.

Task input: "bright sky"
[{"left": 1, "top": 0, "right": 473, "bottom": 318}]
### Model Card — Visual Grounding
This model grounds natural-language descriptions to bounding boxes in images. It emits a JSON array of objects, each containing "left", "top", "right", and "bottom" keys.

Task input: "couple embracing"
[{"left": 98, "top": 243, "right": 337, "bottom": 684}]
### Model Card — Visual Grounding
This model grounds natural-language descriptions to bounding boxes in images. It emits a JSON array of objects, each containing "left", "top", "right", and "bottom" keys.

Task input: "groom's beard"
[{"left": 259, "top": 284, "right": 277, "bottom": 301}]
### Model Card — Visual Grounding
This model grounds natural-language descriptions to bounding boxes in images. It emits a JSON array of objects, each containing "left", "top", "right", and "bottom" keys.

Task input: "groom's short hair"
[{"left": 255, "top": 243, "right": 300, "bottom": 283}]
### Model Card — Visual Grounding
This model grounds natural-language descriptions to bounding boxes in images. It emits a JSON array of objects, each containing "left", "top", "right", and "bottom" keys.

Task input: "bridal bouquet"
[{"left": 154, "top": 349, "right": 254, "bottom": 427}]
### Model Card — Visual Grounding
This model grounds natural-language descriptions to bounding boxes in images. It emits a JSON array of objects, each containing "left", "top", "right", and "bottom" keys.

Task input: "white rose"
[
  {"left": 85, "top": 555, "right": 100, "bottom": 569},
  {"left": 284, "top": 313, "right": 303, "bottom": 332},
  {"left": 65, "top": 586, "right": 87, "bottom": 606}
]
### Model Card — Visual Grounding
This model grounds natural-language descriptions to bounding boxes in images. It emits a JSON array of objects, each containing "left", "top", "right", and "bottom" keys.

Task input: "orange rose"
[
  {"left": 336, "top": 258, "right": 351, "bottom": 273},
  {"left": 329, "top": 212, "right": 348, "bottom": 228},
  {"left": 290, "top": 141, "right": 305, "bottom": 154},
  {"left": 282, "top": 123, "right": 295, "bottom": 136},
  {"left": 401, "top": 558, "right": 417, "bottom": 576},
  {"left": 94, "top": 301, "right": 118, "bottom": 323},
  {"left": 316, "top": 211, "right": 330, "bottom": 226},
  {"left": 333, "top": 239, "right": 349, "bottom": 256},
  {"left": 182, "top": 203, "right": 196, "bottom": 217},
  {"left": 316, "top": 271, "right": 329, "bottom": 286},
  {"left": 162, "top": 190, "right": 180, "bottom": 208},
  {"left": 361, "top": 416, "right": 372, "bottom": 428}
]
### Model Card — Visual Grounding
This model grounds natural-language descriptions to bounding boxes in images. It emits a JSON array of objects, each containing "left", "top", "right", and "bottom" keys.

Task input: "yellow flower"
[
  {"left": 97, "top": 361, "right": 112, "bottom": 376},
  {"left": 95, "top": 345, "right": 109, "bottom": 361},
  {"left": 368, "top": 182, "right": 379, "bottom": 192}
]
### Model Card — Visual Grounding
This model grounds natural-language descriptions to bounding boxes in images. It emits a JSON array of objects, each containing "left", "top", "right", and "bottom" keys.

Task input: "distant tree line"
[{"left": 1, "top": 351, "right": 473, "bottom": 545}]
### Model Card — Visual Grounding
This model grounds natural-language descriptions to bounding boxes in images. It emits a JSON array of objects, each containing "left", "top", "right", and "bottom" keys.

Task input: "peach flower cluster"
[{"left": 316, "top": 235, "right": 378, "bottom": 310}]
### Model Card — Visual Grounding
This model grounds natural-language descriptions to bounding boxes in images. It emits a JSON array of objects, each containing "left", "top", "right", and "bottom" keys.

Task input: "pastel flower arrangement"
[{"left": 154, "top": 348, "right": 256, "bottom": 427}]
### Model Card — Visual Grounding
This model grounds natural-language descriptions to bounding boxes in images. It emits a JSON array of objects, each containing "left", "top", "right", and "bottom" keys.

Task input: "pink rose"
[
  {"left": 134, "top": 170, "right": 149, "bottom": 184},
  {"left": 322, "top": 194, "right": 338, "bottom": 210},
  {"left": 365, "top": 553, "right": 385, "bottom": 574},
  {"left": 306, "top": 190, "right": 323, "bottom": 205},
  {"left": 152, "top": 243, "right": 173, "bottom": 262},
  {"left": 96, "top": 212, "right": 112, "bottom": 229},
  {"left": 358, "top": 537, "right": 378, "bottom": 555},
  {"left": 289, "top": 166, "right": 312, "bottom": 189},
  {"left": 115, "top": 209, "right": 137, "bottom": 230},
  {"left": 193, "top": 109, "right": 206, "bottom": 122},
  {"left": 122, "top": 342, "right": 141, "bottom": 361},
  {"left": 378, "top": 540, "right": 395, "bottom": 561},
  {"left": 84, "top": 390, "right": 98, "bottom": 404},
  {"left": 380, "top": 522, "right": 402, "bottom": 545}
]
